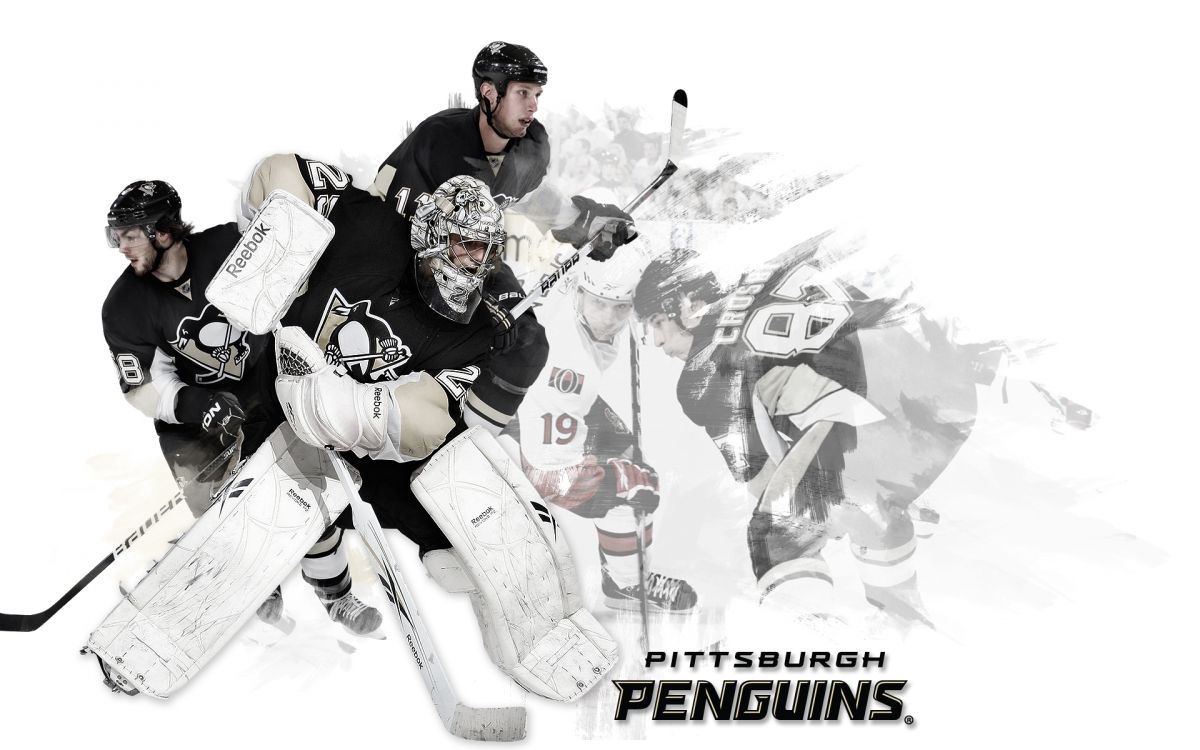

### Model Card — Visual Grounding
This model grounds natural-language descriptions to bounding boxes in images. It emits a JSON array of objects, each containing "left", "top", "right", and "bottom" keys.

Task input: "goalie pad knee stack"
[{"left": 411, "top": 428, "right": 617, "bottom": 701}]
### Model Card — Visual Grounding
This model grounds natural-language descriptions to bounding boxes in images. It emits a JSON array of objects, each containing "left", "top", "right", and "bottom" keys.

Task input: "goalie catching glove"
[
  {"left": 551, "top": 196, "right": 638, "bottom": 261},
  {"left": 274, "top": 326, "right": 454, "bottom": 462}
]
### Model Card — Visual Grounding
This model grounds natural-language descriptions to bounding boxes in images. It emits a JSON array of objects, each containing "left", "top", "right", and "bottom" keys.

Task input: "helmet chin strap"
[
  {"left": 147, "top": 230, "right": 175, "bottom": 274},
  {"left": 480, "top": 88, "right": 519, "bottom": 141}
]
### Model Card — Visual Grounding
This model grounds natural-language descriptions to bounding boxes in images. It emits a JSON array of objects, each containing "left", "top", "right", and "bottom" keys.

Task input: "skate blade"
[
  {"left": 345, "top": 625, "right": 386, "bottom": 640},
  {"left": 271, "top": 613, "right": 296, "bottom": 634},
  {"left": 603, "top": 596, "right": 696, "bottom": 616}
]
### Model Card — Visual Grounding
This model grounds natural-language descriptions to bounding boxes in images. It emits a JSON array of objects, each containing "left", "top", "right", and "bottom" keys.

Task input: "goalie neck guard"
[{"left": 410, "top": 176, "right": 507, "bottom": 324}]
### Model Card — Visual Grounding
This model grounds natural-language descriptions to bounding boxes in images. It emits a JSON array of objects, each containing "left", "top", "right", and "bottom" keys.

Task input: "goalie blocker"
[{"left": 413, "top": 427, "right": 617, "bottom": 701}]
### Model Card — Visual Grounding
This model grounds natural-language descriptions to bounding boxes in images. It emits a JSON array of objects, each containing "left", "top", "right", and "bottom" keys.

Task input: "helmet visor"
[{"left": 105, "top": 224, "right": 153, "bottom": 249}]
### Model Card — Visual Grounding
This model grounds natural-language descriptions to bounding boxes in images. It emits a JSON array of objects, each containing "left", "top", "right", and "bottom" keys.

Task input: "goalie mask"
[{"left": 411, "top": 176, "right": 507, "bottom": 324}]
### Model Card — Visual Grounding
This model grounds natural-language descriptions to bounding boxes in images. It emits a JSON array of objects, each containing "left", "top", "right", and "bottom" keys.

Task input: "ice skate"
[
  {"left": 602, "top": 570, "right": 697, "bottom": 615},
  {"left": 323, "top": 592, "right": 384, "bottom": 637}
]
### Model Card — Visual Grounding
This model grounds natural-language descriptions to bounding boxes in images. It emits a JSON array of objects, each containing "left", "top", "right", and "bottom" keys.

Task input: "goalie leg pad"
[
  {"left": 86, "top": 423, "right": 353, "bottom": 698},
  {"left": 411, "top": 427, "right": 617, "bottom": 702}
]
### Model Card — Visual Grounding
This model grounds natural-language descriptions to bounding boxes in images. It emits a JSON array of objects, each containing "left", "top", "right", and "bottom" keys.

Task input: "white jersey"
[{"left": 515, "top": 285, "right": 632, "bottom": 470}]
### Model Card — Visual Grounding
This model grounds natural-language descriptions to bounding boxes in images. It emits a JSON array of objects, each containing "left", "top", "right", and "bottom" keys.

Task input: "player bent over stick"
[
  {"left": 509, "top": 254, "right": 698, "bottom": 615},
  {"left": 632, "top": 239, "right": 985, "bottom": 628},
  {"left": 86, "top": 161, "right": 617, "bottom": 739}
]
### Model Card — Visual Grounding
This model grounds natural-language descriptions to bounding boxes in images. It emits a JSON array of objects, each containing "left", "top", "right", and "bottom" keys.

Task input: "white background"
[{"left": 0, "top": 1, "right": 1195, "bottom": 747}]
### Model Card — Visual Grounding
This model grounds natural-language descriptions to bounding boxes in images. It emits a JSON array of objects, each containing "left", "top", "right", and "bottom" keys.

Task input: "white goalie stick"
[
  {"left": 0, "top": 436, "right": 243, "bottom": 633},
  {"left": 509, "top": 89, "right": 688, "bottom": 319},
  {"left": 328, "top": 449, "right": 527, "bottom": 741}
]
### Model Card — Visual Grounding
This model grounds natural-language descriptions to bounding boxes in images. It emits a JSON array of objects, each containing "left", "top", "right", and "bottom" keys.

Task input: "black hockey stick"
[
  {"left": 0, "top": 437, "right": 242, "bottom": 632},
  {"left": 510, "top": 89, "right": 688, "bottom": 319},
  {"left": 628, "top": 320, "right": 652, "bottom": 652}
]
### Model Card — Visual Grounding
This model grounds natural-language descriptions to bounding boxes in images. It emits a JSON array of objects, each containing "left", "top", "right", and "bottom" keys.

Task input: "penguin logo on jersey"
[
  {"left": 315, "top": 289, "right": 411, "bottom": 381},
  {"left": 169, "top": 304, "right": 251, "bottom": 384}
]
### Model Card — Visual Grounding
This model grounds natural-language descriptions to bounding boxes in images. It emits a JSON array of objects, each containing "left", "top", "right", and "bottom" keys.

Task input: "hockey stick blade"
[
  {"left": 0, "top": 438, "right": 242, "bottom": 633},
  {"left": 511, "top": 88, "right": 689, "bottom": 318},
  {"left": 327, "top": 451, "right": 527, "bottom": 741},
  {"left": 450, "top": 704, "right": 528, "bottom": 743}
]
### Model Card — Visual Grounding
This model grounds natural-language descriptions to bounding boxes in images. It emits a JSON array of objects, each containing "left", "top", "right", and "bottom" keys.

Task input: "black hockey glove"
[
  {"left": 606, "top": 457, "right": 660, "bottom": 514},
  {"left": 176, "top": 388, "right": 246, "bottom": 447},
  {"left": 551, "top": 196, "right": 638, "bottom": 261},
  {"left": 481, "top": 293, "right": 518, "bottom": 353}
]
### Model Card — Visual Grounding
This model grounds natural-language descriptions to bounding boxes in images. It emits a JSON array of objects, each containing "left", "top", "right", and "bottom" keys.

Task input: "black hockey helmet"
[
  {"left": 633, "top": 248, "right": 724, "bottom": 321},
  {"left": 105, "top": 180, "right": 182, "bottom": 247},
  {"left": 472, "top": 41, "right": 548, "bottom": 100}
]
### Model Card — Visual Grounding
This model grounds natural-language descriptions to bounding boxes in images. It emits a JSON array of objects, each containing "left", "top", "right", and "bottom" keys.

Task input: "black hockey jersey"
[
  {"left": 280, "top": 185, "right": 499, "bottom": 392},
  {"left": 373, "top": 107, "right": 551, "bottom": 217},
  {"left": 102, "top": 223, "right": 269, "bottom": 423},
  {"left": 676, "top": 240, "right": 901, "bottom": 482},
  {"left": 254, "top": 152, "right": 547, "bottom": 430}
]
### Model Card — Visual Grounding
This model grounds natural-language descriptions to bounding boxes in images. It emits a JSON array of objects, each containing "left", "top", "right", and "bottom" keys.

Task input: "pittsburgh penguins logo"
[
  {"left": 169, "top": 304, "right": 250, "bottom": 384},
  {"left": 316, "top": 289, "right": 411, "bottom": 381}
]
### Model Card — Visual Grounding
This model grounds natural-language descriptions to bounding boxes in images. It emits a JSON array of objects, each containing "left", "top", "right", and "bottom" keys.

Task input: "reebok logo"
[
  {"left": 225, "top": 221, "right": 272, "bottom": 277},
  {"left": 372, "top": 388, "right": 383, "bottom": 419},
  {"left": 286, "top": 488, "right": 311, "bottom": 512},
  {"left": 470, "top": 507, "right": 497, "bottom": 527}
]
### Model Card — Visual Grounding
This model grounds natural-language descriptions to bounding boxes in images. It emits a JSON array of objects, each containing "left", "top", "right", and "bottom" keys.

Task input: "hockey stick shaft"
[
  {"left": 510, "top": 89, "right": 688, "bottom": 319},
  {"left": 0, "top": 437, "right": 242, "bottom": 632},
  {"left": 327, "top": 451, "right": 526, "bottom": 741},
  {"left": 628, "top": 322, "right": 652, "bottom": 651}
]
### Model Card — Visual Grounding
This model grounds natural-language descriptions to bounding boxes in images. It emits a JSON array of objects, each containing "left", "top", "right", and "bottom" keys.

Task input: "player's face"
[
  {"left": 578, "top": 290, "right": 633, "bottom": 342},
  {"left": 112, "top": 227, "right": 158, "bottom": 276},
  {"left": 492, "top": 81, "right": 542, "bottom": 139},
  {"left": 646, "top": 312, "right": 693, "bottom": 360},
  {"left": 447, "top": 234, "right": 497, "bottom": 274}
]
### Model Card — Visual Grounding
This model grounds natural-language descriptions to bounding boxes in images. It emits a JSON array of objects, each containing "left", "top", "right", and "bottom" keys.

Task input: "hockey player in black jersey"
[
  {"left": 251, "top": 154, "right": 524, "bottom": 553},
  {"left": 370, "top": 41, "right": 639, "bottom": 436},
  {"left": 633, "top": 239, "right": 984, "bottom": 627},
  {"left": 262, "top": 157, "right": 620, "bottom": 699},
  {"left": 102, "top": 181, "right": 262, "bottom": 515},
  {"left": 101, "top": 180, "right": 381, "bottom": 635}
]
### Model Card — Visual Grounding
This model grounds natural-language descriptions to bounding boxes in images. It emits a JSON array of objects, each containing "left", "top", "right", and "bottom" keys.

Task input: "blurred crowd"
[{"left": 542, "top": 104, "right": 840, "bottom": 224}]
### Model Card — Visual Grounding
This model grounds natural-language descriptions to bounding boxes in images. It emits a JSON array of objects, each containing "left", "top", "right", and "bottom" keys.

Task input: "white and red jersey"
[{"left": 513, "top": 284, "right": 633, "bottom": 471}]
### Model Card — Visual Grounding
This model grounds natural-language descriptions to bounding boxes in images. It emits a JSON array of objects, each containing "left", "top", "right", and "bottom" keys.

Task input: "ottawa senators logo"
[
  {"left": 315, "top": 289, "right": 411, "bottom": 381},
  {"left": 547, "top": 367, "right": 585, "bottom": 395},
  {"left": 169, "top": 304, "right": 251, "bottom": 384}
]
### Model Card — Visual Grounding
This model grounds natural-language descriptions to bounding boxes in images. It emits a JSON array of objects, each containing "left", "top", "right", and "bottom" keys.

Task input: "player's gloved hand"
[
  {"left": 606, "top": 457, "right": 660, "bottom": 514},
  {"left": 481, "top": 293, "right": 518, "bottom": 354},
  {"left": 525, "top": 455, "right": 607, "bottom": 511},
  {"left": 551, "top": 196, "right": 638, "bottom": 261},
  {"left": 176, "top": 388, "right": 245, "bottom": 446}
]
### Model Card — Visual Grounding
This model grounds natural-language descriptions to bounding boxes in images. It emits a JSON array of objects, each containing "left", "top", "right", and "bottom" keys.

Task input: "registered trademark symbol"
[{"left": 904, "top": 715, "right": 915, "bottom": 726}]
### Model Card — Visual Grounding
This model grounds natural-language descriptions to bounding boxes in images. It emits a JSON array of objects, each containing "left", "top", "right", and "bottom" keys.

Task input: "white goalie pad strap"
[
  {"left": 86, "top": 423, "right": 352, "bottom": 698},
  {"left": 411, "top": 427, "right": 617, "bottom": 701},
  {"left": 207, "top": 189, "right": 334, "bottom": 335}
]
